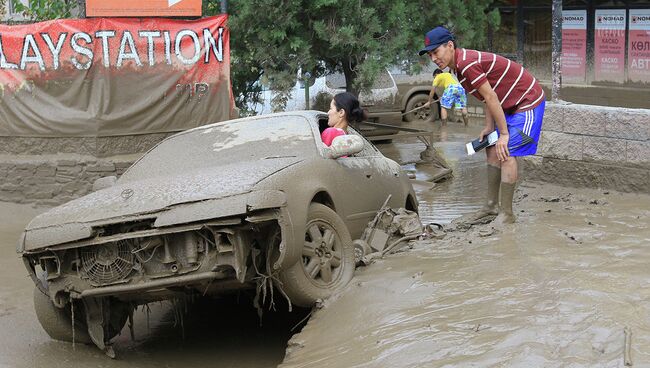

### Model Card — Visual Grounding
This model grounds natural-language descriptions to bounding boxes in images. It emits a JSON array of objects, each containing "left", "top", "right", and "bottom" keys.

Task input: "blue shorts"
[
  {"left": 497, "top": 99, "right": 545, "bottom": 157},
  {"left": 440, "top": 84, "right": 467, "bottom": 109}
]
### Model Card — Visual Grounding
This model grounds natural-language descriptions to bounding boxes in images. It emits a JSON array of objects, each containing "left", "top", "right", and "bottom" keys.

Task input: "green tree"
[
  {"left": 207, "top": 0, "right": 499, "bottom": 112},
  {"left": 10, "top": 0, "right": 77, "bottom": 21}
]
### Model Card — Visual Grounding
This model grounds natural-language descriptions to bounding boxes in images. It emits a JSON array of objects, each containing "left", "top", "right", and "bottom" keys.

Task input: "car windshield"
[{"left": 121, "top": 115, "right": 317, "bottom": 181}]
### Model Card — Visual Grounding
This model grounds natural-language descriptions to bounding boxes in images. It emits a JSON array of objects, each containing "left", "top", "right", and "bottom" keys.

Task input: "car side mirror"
[
  {"left": 92, "top": 176, "right": 117, "bottom": 191},
  {"left": 327, "top": 135, "right": 364, "bottom": 159}
]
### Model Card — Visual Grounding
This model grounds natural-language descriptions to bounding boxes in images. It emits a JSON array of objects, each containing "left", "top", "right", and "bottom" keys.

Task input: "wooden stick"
[{"left": 624, "top": 327, "right": 632, "bottom": 366}]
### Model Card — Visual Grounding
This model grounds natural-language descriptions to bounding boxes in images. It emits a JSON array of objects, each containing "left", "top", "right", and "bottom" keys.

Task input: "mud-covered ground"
[
  {"left": 280, "top": 122, "right": 650, "bottom": 367},
  {"left": 1, "top": 121, "right": 649, "bottom": 367},
  {"left": 281, "top": 182, "right": 650, "bottom": 367}
]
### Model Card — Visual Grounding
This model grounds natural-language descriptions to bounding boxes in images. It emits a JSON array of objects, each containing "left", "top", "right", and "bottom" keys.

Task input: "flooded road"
[
  {"left": 281, "top": 122, "right": 650, "bottom": 367},
  {"left": 375, "top": 121, "right": 487, "bottom": 224},
  {"left": 2, "top": 121, "right": 649, "bottom": 367}
]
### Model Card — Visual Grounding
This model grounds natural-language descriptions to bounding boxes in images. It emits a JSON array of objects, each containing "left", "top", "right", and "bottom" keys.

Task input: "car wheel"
[
  {"left": 278, "top": 203, "right": 355, "bottom": 307},
  {"left": 33, "top": 287, "right": 92, "bottom": 344},
  {"left": 403, "top": 94, "right": 437, "bottom": 122}
]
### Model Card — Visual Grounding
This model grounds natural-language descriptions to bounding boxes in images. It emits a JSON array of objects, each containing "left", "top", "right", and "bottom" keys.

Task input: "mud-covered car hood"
[{"left": 23, "top": 157, "right": 302, "bottom": 247}]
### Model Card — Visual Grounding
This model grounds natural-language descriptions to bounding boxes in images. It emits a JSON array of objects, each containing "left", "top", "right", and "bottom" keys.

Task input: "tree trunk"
[{"left": 342, "top": 59, "right": 359, "bottom": 97}]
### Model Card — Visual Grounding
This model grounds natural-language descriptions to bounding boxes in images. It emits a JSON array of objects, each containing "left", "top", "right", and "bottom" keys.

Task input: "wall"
[
  {"left": 0, "top": 154, "right": 137, "bottom": 206},
  {"left": 522, "top": 102, "right": 650, "bottom": 193},
  {"left": 0, "top": 134, "right": 171, "bottom": 206}
]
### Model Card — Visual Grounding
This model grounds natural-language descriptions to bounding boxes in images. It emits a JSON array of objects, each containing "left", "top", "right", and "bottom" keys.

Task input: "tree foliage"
[
  {"left": 10, "top": 0, "right": 77, "bottom": 21},
  {"left": 7, "top": 0, "right": 499, "bottom": 113},
  {"left": 206, "top": 0, "right": 499, "bottom": 113}
]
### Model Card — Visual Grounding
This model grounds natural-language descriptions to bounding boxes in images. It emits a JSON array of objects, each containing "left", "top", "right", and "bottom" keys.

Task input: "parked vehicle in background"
[
  {"left": 390, "top": 65, "right": 440, "bottom": 123},
  {"left": 249, "top": 68, "right": 440, "bottom": 128}
]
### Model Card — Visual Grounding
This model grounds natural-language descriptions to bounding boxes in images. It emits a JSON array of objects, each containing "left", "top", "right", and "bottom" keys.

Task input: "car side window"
[{"left": 372, "top": 69, "right": 394, "bottom": 89}]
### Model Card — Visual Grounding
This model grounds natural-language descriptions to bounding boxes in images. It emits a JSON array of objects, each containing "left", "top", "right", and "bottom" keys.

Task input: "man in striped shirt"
[{"left": 419, "top": 26, "right": 546, "bottom": 225}]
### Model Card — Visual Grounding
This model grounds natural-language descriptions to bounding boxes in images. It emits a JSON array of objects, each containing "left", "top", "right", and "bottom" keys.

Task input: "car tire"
[
  {"left": 278, "top": 203, "right": 355, "bottom": 307},
  {"left": 33, "top": 287, "right": 93, "bottom": 344},
  {"left": 403, "top": 94, "right": 437, "bottom": 122}
]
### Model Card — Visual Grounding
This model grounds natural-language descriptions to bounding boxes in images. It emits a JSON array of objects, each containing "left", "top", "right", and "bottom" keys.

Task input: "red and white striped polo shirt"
[{"left": 454, "top": 48, "right": 544, "bottom": 114}]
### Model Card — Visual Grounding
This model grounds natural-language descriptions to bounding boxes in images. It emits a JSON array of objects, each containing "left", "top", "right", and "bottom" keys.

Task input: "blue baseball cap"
[{"left": 418, "top": 26, "right": 454, "bottom": 56}]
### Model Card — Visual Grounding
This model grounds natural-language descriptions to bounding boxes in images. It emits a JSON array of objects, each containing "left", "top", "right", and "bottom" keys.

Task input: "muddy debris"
[
  {"left": 589, "top": 198, "right": 608, "bottom": 205},
  {"left": 279, "top": 181, "right": 650, "bottom": 368},
  {"left": 561, "top": 230, "right": 583, "bottom": 244},
  {"left": 477, "top": 227, "right": 497, "bottom": 237}
]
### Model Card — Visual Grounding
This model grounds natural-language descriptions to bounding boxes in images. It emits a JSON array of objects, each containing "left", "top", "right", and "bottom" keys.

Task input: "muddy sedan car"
[{"left": 17, "top": 111, "right": 417, "bottom": 353}]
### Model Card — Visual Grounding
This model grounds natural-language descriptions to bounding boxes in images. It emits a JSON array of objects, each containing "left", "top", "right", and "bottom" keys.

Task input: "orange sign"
[{"left": 86, "top": 0, "right": 202, "bottom": 17}]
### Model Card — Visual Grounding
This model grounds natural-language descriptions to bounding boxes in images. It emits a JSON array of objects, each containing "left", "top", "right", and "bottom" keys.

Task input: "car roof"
[{"left": 178, "top": 110, "right": 328, "bottom": 138}]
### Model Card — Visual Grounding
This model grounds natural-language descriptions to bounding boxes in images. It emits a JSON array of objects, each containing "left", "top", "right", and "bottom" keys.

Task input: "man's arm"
[
  {"left": 477, "top": 81, "right": 509, "bottom": 160},
  {"left": 479, "top": 102, "right": 494, "bottom": 142},
  {"left": 428, "top": 87, "right": 436, "bottom": 103}
]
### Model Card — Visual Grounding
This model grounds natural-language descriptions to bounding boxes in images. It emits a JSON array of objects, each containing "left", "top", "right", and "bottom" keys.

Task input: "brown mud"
[
  {"left": 2, "top": 121, "right": 649, "bottom": 367},
  {"left": 280, "top": 122, "right": 650, "bottom": 367}
]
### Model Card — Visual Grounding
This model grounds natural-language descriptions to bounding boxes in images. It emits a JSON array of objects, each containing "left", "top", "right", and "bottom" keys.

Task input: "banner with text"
[
  {"left": 562, "top": 10, "right": 587, "bottom": 82},
  {"left": 0, "top": 15, "right": 232, "bottom": 137},
  {"left": 594, "top": 9, "right": 626, "bottom": 82},
  {"left": 628, "top": 9, "right": 650, "bottom": 83}
]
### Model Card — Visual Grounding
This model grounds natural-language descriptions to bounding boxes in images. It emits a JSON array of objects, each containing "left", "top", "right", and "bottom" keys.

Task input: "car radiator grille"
[{"left": 81, "top": 240, "right": 134, "bottom": 284}]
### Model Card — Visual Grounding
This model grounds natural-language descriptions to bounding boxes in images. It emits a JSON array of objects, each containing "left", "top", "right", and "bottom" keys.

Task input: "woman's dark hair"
[
  {"left": 333, "top": 92, "right": 367, "bottom": 123},
  {"left": 433, "top": 69, "right": 443, "bottom": 77}
]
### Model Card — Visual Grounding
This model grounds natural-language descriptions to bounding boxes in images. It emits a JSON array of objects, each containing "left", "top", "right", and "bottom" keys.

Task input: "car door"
[{"left": 330, "top": 130, "right": 400, "bottom": 237}]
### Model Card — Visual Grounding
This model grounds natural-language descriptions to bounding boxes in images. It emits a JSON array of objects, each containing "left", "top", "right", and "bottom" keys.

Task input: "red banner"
[
  {"left": 561, "top": 10, "right": 587, "bottom": 82},
  {"left": 0, "top": 15, "right": 232, "bottom": 137},
  {"left": 594, "top": 9, "right": 626, "bottom": 82},
  {"left": 628, "top": 9, "right": 650, "bottom": 83}
]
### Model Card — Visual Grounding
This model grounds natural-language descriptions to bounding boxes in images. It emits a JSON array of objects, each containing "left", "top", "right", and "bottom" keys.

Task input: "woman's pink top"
[{"left": 321, "top": 127, "right": 346, "bottom": 147}]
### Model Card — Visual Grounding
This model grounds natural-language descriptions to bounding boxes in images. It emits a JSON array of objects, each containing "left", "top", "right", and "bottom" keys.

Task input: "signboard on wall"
[
  {"left": 561, "top": 10, "right": 587, "bottom": 82},
  {"left": 594, "top": 9, "right": 626, "bottom": 82},
  {"left": 86, "top": 0, "right": 202, "bottom": 17},
  {"left": 0, "top": 16, "right": 232, "bottom": 137},
  {"left": 628, "top": 9, "right": 650, "bottom": 83}
]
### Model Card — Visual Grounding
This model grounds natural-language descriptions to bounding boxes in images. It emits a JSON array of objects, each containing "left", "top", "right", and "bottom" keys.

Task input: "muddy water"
[
  {"left": 378, "top": 121, "right": 487, "bottom": 224},
  {"left": 281, "top": 123, "right": 650, "bottom": 367},
  {"left": 3, "top": 122, "right": 650, "bottom": 367},
  {"left": 0, "top": 203, "right": 308, "bottom": 367}
]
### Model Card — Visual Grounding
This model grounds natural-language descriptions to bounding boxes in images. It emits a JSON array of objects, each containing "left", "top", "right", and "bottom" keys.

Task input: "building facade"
[{"left": 490, "top": 0, "right": 650, "bottom": 108}]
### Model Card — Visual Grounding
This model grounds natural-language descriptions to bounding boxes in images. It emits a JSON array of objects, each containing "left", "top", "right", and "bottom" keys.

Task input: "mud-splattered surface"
[
  {"left": 0, "top": 204, "right": 308, "bottom": 368},
  {"left": 280, "top": 122, "right": 650, "bottom": 367},
  {"left": 281, "top": 181, "right": 650, "bottom": 367},
  {"left": 2, "top": 121, "right": 649, "bottom": 367}
]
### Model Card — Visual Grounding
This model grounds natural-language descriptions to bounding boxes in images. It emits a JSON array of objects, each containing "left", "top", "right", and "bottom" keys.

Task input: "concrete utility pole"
[
  {"left": 551, "top": 0, "right": 562, "bottom": 101},
  {"left": 220, "top": 0, "right": 227, "bottom": 14},
  {"left": 516, "top": 1, "right": 524, "bottom": 65}
]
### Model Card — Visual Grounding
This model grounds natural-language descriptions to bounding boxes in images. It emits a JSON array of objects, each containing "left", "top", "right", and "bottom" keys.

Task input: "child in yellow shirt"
[{"left": 427, "top": 69, "right": 469, "bottom": 126}]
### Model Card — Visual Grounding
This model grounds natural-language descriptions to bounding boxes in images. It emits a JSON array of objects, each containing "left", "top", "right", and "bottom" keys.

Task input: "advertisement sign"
[
  {"left": 594, "top": 9, "right": 625, "bottom": 83},
  {"left": 594, "top": 9, "right": 626, "bottom": 82},
  {"left": 561, "top": 10, "right": 587, "bottom": 82},
  {"left": 0, "top": 16, "right": 232, "bottom": 137},
  {"left": 628, "top": 9, "right": 650, "bottom": 83},
  {"left": 86, "top": 0, "right": 202, "bottom": 17}
]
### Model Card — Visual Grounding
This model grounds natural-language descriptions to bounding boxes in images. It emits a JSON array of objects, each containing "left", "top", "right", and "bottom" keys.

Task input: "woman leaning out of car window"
[{"left": 323, "top": 92, "right": 367, "bottom": 147}]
